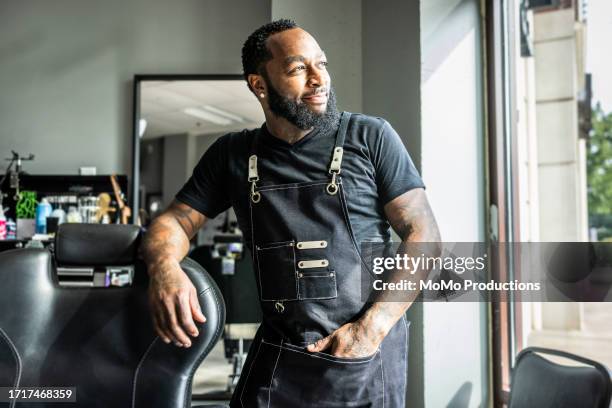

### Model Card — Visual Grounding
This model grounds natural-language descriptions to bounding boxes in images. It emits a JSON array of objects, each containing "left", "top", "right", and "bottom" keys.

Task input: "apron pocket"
[
  {"left": 256, "top": 240, "right": 298, "bottom": 301},
  {"left": 267, "top": 341, "right": 384, "bottom": 407},
  {"left": 297, "top": 268, "right": 338, "bottom": 300}
]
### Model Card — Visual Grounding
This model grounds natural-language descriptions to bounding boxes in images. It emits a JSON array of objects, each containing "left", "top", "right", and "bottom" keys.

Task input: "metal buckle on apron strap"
[
  {"left": 327, "top": 146, "right": 343, "bottom": 195},
  {"left": 248, "top": 154, "right": 261, "bottom": 203}
]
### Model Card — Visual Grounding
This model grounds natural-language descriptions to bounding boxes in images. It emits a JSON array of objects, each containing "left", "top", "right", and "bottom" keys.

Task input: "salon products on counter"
[
  {"left": 51, "top": 207, "right": 66, "bottom": 224},
  {"left": 35, "top": 198, "right": 52, "bottom": 234},
  {"left": 66, "top": 206, "right": 82, "bottom": 223},
  {"left": 6, "top": 218, "right": 16, "bottom": 240},
  {"left": 0, "top": 207, "right": 6, "bottom": 240}
]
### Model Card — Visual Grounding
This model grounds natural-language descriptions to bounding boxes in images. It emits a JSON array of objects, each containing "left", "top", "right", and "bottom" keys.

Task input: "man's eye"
[
  {"left": 319, "top": 61, "right": 329, "bottom": 68},
  {"left": 291, "top": 65, "right": 306, "bottom": 73}
]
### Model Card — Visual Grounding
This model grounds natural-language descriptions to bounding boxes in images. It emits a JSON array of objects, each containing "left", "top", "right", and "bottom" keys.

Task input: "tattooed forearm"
[
  {"left": 140, "top": 200, "right": 207, "bottom": 276},
  {"left": 385, "top": 188, "right": 440, "bottom": 242},
  {"left": 173, "top": 206, "right": 198, "bottom": 238},
  {"left": 359, "top": 188, "right": 441, "bottom": 339}
]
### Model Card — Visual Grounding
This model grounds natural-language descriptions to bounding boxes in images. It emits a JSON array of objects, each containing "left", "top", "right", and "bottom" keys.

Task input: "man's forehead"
[{"left": 266, "top": 28, "right": 324, "bottom": 61}]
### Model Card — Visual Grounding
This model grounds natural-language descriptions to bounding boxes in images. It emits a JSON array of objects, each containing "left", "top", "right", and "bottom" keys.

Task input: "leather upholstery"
[
  {"left": 55, "top": 223, "right": 141, "bottom": 266},
  {"left": 0, "top": 224, "right": 226, "bottom": 408},
  {"left": 508, "top": 347, "right": 612, "bottom": 408}
]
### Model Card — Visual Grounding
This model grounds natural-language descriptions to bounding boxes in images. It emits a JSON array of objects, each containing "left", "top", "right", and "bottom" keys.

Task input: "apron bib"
[{"left": 230, "top": 112, "right": 410, "bottom": 408}]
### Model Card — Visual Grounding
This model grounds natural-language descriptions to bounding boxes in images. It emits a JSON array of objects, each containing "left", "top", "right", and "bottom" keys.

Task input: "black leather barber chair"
[
  {"left": 0, "top": 224, "right": 226, "bottom": 408},
  {"left": 508, "top": 347, "right": 612, "bottom": 408}
]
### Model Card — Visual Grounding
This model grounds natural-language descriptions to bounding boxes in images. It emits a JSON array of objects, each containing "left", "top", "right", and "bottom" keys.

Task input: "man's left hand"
[{"left": 306, "top": 319, "right": 386, "bottom": 358}]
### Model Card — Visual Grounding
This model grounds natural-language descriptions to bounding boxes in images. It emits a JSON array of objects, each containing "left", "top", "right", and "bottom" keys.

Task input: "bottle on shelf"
[{"left": 35, "top": 198, "right": 53, "bottom": 234}]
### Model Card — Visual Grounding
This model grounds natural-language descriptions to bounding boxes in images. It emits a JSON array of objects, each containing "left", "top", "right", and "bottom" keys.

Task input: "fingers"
[
  {"left": 307, "top": 335, "right": 333, "bottom": 353},
  {"left": 190, "top": 290, "right": 207, "bottom": 324},
  {"left": 163, "top": 298, "right": 192, "bottom": 347},
  {"left": 152, "top": 310, "right": 172, "bottom": 344},
  {"left": 147, "top": 269, "right": 207, "bottom": 348},
  {"left": 177, "top": 292, "right": 199, "bottom": 337}
]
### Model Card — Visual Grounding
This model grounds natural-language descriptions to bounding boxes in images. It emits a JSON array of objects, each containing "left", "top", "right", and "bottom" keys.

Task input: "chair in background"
[
  {"left": 0, "top": 224, "right": 226, "bottom": 408},
  {"left": 508, "top": 346, "right": 612, "bottom": 408}
]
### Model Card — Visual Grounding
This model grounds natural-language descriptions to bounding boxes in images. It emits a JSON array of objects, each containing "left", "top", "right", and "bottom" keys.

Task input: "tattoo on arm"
[
  {"left": 168, "top": 201, "right": 207, "bottom": 240},
  {"left": 384, "top": 188, "right": 440, "bottom": 242},
  {"left": 173, "top": 206, "right": 198, "bottom": 238},
  {"left": 140, "top": 201, "right": 207, "bottom": 269}
]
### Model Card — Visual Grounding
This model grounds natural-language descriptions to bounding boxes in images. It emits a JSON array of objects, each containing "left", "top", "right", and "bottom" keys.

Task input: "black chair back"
[
  {"left": 509, "top": 346, "right": 612, "bottom": 408},
  {"left": 0, "top": 224, "right": 225, "bottom": 408}
]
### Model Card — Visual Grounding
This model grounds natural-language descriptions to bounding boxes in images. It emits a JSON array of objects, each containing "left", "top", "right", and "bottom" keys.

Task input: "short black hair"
[{"left": 241, "top": 19, "right": 298, "bottom": 92}]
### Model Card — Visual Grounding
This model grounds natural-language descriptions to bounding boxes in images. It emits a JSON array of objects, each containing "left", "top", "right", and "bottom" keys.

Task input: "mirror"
[
  {"left": 131, "top": 74, "right": 265, "bottom": 227},
  {"left": 131, "top": 75, "right": 265, "bottom": 398}
]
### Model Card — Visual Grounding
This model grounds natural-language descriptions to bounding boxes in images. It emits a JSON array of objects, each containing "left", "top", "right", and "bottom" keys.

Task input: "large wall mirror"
[
  {"left": 131, "top": 74, "right": 264, "bottom": 226},
  {"left": 131, "top": 75, "right": 265, "bottom": 397}
]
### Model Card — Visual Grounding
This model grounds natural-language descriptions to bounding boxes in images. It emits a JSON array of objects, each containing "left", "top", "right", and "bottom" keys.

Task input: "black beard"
[{"left": 263, "top": 74, "right": 340, "bottom": 133}]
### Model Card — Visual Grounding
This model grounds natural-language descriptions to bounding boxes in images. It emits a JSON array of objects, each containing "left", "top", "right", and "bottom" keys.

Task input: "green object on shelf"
[{"left": 16, "top": 191, "right": 37, "bottom": 219}]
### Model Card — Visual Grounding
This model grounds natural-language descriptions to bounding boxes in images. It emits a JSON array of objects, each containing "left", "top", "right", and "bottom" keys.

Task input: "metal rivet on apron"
[
  {"left": 320, "top": 242, "right": 325, "bottom": 246},
  {"left": 329, "top": 272, "right": 334, "bottom": 277},
  {"left": 298, "top": 273, "right": 303, "bottom": 278},
  {"left": 322, "top": 260, "right": 328, "bottom": 266},
  {"left": 275, "top": 302, "right": 285, "bottom": 313},
  {"left": 298, "top": 261, "right": 304, "bottom": 268},
  {"left": 297, "top": 243, "right": 302, "bottom": 249}
]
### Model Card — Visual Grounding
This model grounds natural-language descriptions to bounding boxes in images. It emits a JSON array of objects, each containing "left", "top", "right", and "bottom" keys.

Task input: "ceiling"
[{"left": 140, "top": 80, "right": 265, "bottom": 139}]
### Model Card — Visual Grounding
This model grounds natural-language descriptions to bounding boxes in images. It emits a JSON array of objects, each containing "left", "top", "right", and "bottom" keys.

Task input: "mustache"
[{"left": 302, "top": 88, "right": 328, "bottom": 98}]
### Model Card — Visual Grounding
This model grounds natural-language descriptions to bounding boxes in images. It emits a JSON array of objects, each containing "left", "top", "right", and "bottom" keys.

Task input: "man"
[{"left": 141, "top": 19, "right": 440, "bottom": 407}]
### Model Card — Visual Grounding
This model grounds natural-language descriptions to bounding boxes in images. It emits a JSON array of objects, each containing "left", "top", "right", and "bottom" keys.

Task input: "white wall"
[
  {"left": 271, "top": 0, "right": 362, "bottom": 113},
  {"left": 421, "top": 0, "right": 488, "bottom": 407},
  {"left": 0, "top": 0, "right": 270, "bottom": 176}
]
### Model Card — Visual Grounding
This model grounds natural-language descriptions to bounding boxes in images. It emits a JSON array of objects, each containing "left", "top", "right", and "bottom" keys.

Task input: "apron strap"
[{"left": 328, "top": 111, "right": 350, "bottom": 174}]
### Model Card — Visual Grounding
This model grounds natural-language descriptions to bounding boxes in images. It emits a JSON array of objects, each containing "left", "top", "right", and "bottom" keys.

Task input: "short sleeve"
[
  {"left": 371, "top": 120, "right": 425, "bottom": 205},
  {"left": 175, "top": 136, "right": 231, "bottom": 218}
]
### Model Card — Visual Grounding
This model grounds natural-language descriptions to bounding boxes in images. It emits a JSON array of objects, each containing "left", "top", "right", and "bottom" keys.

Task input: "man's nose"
[{"left": 307, "top": 67, "right": 325, "bottom": 88}]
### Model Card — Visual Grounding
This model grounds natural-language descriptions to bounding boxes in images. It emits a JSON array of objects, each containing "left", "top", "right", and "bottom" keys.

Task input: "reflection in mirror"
[
  {"left": 137, "top": 78, "right": 264, "bottom": 226},
  {"left": 133, "top": 76, "right": 265, "bottom": 400}
]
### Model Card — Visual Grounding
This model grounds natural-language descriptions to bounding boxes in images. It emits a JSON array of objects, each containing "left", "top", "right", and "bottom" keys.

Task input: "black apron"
[{"left": 230, "top": 112, "right": 410, "bottom": 408}]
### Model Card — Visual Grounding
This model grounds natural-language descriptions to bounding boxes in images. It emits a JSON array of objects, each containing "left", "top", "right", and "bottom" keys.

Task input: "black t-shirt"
[{"left": 175, "top": 113, "right": 425, "bottom": 246}]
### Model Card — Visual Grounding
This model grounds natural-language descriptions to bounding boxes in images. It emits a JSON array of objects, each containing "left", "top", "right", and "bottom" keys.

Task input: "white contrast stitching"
[
  {"left": 402, "top": 315, "right": 409, "bottom": 396},
  {"left": 240, "top": 338, "right": 263, "bottom": 408},
  {"left": 261, "top": 339, "right": 378, "bottom": 364},
  {"left": 267, "top": 338, "right": 283, "bottom": 408},
  {"left": 257, "top": 241, "right": 294, "bottom": 250},
  {"left": 131, "top": 337, "right": 158, "bottom": 408},
  {"left": 380, "top": 348, "right": 385, "bottom": 408},
  {"left": 257, "top": 181, "right": 329, "bottom": 192}
]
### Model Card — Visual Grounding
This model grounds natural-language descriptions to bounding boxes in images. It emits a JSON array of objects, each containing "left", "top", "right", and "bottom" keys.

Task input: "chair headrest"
[{"left": 55, "top": 224, "right": 141, "bottom": 266}]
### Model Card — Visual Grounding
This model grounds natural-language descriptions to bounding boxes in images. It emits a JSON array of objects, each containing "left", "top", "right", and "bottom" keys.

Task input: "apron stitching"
[
  {"left": 267, "top": 338, "right": 284, "bottom": 408},
  {"left": 257, "top": 182, "right": 329, "bottom": 192},
  {"left": 249, "top": 196, "right": 265, "bottom": 302},
  {"left": 293, "top": 243, "right": 299, "bottom": 299},
  {"left": 239, "top": 338, "right": 263, "bottom": 408},
  {"left": 380, "top": 349, "right": 385, "bottom": 408},
  {"left": 261, "top": 339, "right": 378, "bottom": 364},
  {"left": 337, "top": 182, "right": 378, "bottom": 278},
  {"left": 258, "top": 242, "right": 293, "bottom": 250},
  {"left": 402, "top": 315, "right": 409, "bottom": 395}
]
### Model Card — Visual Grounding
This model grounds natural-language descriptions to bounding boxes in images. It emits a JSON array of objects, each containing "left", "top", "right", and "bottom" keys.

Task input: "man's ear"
[{"left": 248, "top": 74, "right": 266, "bottom": 96}]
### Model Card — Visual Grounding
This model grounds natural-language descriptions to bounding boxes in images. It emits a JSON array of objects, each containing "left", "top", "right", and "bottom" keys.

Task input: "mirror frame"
[{"left": 131, "top": 74, "right": 245, "bottom": 224}]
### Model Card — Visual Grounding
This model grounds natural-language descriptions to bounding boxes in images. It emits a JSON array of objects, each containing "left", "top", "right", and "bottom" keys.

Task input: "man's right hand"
[{"left": 147, "top": 260, "right": 207, "bottom": 348}]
